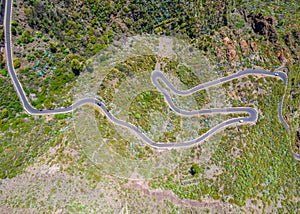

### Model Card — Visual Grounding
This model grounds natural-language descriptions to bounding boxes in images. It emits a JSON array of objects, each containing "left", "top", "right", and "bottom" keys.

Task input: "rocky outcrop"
[
  {"left": 223, "top": 37, "right": 238, "bottom": 62},
  {"left": 240, "top": 39, "right": 248, "bottom": 56},
  {"left": 277, "top": 48, "right": 287, "bottom": 64},
  {"left": 283, "top": 32, "right": 299, "bottom": 61},
  {"left": 249, "top": 41, "right": 257, "bottom": 52},
  {"left": 250, "top": 13, "right": 278, "bottom": 43}
]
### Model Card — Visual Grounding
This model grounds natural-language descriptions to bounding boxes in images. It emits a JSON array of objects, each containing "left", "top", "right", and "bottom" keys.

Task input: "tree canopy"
[{"left": 190, "top": 163, "right": 200, "bottom": 176}]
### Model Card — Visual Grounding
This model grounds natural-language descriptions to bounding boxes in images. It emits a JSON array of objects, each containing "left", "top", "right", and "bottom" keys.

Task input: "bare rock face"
[
  {"left": 277, "top": 47, "right": 292, "bottom": 64},
  {"left": 283, "top": 31, "right": 300, "bottom": 61},
  {"left": 223, "top": 37, "right": 230, "bottom": 46},
  {"left": 250, "top": 13, "right": 278, "bottom": 43},
  {"left": 277, "top": 50, "right": 286, "bottom": 64},
  {"left": 240, "top": 39, "right": 248, "bottom": 56},
  {"left": 226, "top": 46, "right": 237, "bottom": 61},
  {"left": 223, "top": 37, "right": 238, "bottom": 62}
]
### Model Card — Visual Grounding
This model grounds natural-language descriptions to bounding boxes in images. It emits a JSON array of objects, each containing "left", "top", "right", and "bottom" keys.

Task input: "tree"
[
  {"left": 42, "top": 36, "right": 49, "bottom": 42},
  {"left": 36, "top": 31, "right": 42, "bottom": 38},
  {"left": 13, "top": 59, "right": 21, "bottom": 69},
  {"left": 11, "top": 21, "right": 18, "bottom": 27},
  {"left": 49, "top": 42, "right": 57, "bottom": 53},
  {"left": 0, "top": 54, "right": 5, "bottom": 69},
  {"left": 27, "top": 54, "right": 35, "bottom": 62},
  {"left": 190, "top": 164, "right": 200, "bottom": 176},
  {"left": 1, "top": 108, "right": 8, "bottom": 119},
  {"left": 71, "top": 59, "right": 82, "bottom": 75},
  {"left": 1, "top": 69, "right": 7, "bottom": 76},
  {"left": 11, "top": 27, "right": 17, "bottom": 36},
  {"left": 21, "top": 31, "right": 31, "bottom": 43},
  {"left": 63, "top": 48, "right": 70, "bottom": 55},
  {"left": 0, "top": 29, "right": 4, "bottom": 43}
]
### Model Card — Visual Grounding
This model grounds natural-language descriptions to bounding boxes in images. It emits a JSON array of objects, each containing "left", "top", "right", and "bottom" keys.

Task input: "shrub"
[
  {"left": 27, "top": 54, "right": 35, "bottom": 62},
  {"left": 1, "top": 108, "right": 8, "bottom": 119},
  {"left": 11, "top": 27, "right": 17, "bottom": 36},
  {"left": 21, "top": 31, "right": 31, "bottom": 43},
  {"left": 13, "top": 59, "right": 21, "bottom": 68},
  {"left": 71, "top": 59, "right": 82, "bottom": 75},
  {"left": 190, "top": 164, "right": 200, "bottom": 175},
  {"left": 36, "top": 31, "right": 42, "bottom": 38},
  {"left": 63, "top": 48, "right": 70, "bottom": 55},
  {"left": 0, "top": 69, "right": 7, "bottom": 76},
  {"left": 42, "top": 36, "right": 49, "bottom": 42},
  {"left": 11, "top": 21, "right": 18, "bottom": 27},
  {"left": 49, "top": 42, "right": 57, "bottom": 53}
]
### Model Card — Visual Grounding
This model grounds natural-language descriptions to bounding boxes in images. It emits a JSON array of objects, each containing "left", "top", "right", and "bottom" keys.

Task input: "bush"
[
  {"left": 21, "top": 31, "right": 31, "bottom": 43},
  {"left": 63, "top": 48, "right": 70, "bottom": 55},
  {"left": 42, "top": 36, "right": 49, "bottom": 42},
  {"left": 1, "top": 108, "right": 8, "bottom": 119},
  {"left": 13, "top": 59, "right": 21, "bottom": 68},
  {"left": 49, "top": 42, "right": 57, "bottom": 53},
  {"left": 16, "top": 26, "right": 22, "bottom": 35},
  {"left": 190, "top": 164, "right": 200, "bottom": 175},
  {"left": 27, "top": 54, "right": 35, "bottom": 62},
  {"left": 1, "top": 69, "right": 7, "bottom": 76},
  {"left": 71, "top": 59, "right": 82, "bottom": 75},
  {"left": 11, "top": 27, "right": 17, "bottom": 36},
  {"left": 36, "top": 31, "right": 42, "bottom": 38},
  {"left": 11, "top": 21, "right": 18, "bottom": 27}
]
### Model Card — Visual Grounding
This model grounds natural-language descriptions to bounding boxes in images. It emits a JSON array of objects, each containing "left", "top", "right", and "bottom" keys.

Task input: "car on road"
[
  {"left": 274, "top": 72, "right": 279, "bottom": 76},
  {"left": 97, "top": 102, "right": 101, "bottom": 106},
  {"left": 239, "top": 119, "right": 244, "bottom": 123}
]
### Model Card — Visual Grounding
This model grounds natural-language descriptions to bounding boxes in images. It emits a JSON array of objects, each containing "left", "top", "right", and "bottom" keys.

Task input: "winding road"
[{"left": 4, "top": 0, "right": 299, "bottom": 159}]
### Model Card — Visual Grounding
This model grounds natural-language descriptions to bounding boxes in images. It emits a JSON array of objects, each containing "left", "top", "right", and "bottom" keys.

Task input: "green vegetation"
[
  {"left": 42, "top": 36, "right": 49, "bottom": 42},
  {"left": 35, "top": 31, "right": 42, "bottom": 38},
  {"left": 11, "top": 0, "right": 300, "bottom": 119},
  {"left": 21, "top": 30, "right": 32, "bottom": 44},
  {"left": 70, "top": 59, "right": 82, "bottom": 75},
  {"left": 150, "top": 74, "right": 299, "bottom": 211},
  {"left": 0, "top": 69, "right": 7, "bottom": 76},
  {"left": 190, "top": 164, "right": 200, "bottom": 175},
  {"left": 0, "top": 76, "right": 71, "bottom": 178},
  {"left": 93, "top": 110, "right": 154, "bottom": 160},
  {"left": 284, "top": 64, "right": 300, "bottom": 154},
  {"left": 13, "top": 58, "right": 21, "bottom": 68},
  {"left": 129, "top": 91, "right": 167, "bottom": 133},
  {"left": 1, "top": 0, "right": 299, "bottom": 212}
]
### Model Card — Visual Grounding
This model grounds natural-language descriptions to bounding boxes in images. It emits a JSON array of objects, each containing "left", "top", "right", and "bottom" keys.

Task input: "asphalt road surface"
[{"left": 4, "top": 0, "right": 299, "bottom": 159}]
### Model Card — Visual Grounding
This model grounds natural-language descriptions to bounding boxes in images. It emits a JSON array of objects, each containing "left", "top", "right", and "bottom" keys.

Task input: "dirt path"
[{"left": 123, "top": 180, "right": 234, "bottom": 210}]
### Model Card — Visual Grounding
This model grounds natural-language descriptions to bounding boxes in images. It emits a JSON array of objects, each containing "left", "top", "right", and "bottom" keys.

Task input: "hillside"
[{"left": 0, "top": 0, "right": 299, "bottom": 213}]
